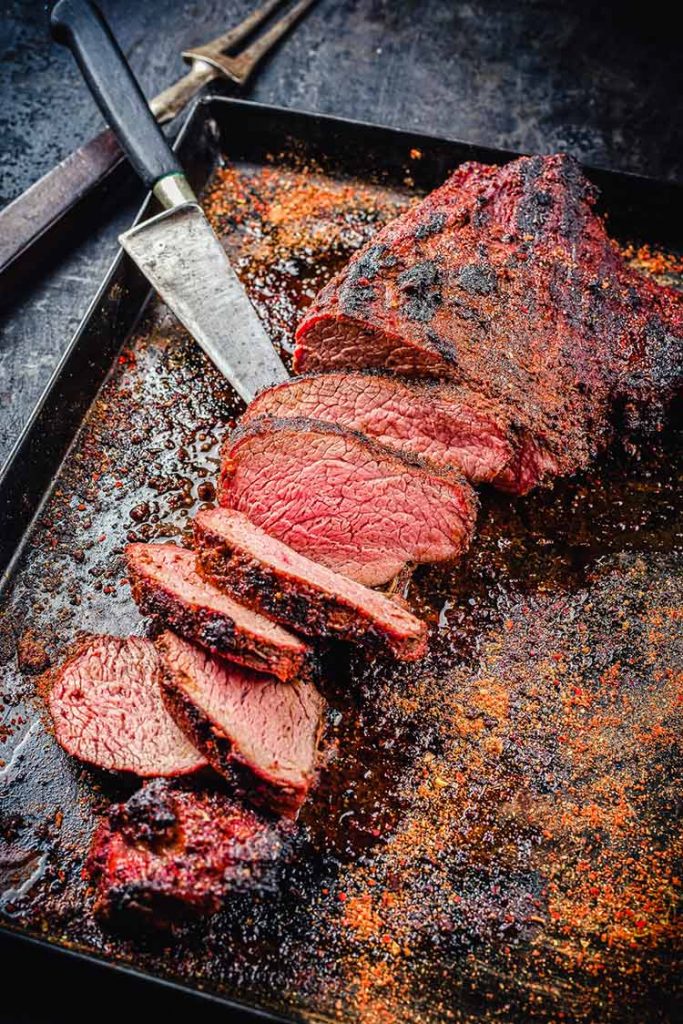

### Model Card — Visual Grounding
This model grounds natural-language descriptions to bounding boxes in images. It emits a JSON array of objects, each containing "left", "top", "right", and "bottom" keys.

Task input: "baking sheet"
[{"left": 0, "top": 99, "right": 681, "bottom": 1024}]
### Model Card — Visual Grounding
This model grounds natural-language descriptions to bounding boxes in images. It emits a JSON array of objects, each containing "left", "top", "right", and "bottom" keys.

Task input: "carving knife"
[{"left": 51, "top": 0, "right": 289, "bottom": 403}]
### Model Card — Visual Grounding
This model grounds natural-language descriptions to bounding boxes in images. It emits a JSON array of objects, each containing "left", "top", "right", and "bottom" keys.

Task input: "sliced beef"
[
  {"left": 219, "top": 417, "right": 477, "bottom": 586},
  {"left": 294, "top": 154, "right": 682, "bottom": 491},
  {"left": 87, "top": 779, "right": 281, "bottom": 924},
  {"left": 156, "top": 632, "right": 325, "bottom": 819},
  {"left": 243, "top": 370, "right": 514, "bottom": 485},
  {"left": 493, "top": 440, "right": 562, "bottom": 495},
  {"left": 194, "top": 508, "right": 428, "bottom": 661},
  {"left": 126, "top": 542, "right": 310, "bottom": 682},
  {"left": 48, "top": 636, "right": 206, "bottom": 777}
]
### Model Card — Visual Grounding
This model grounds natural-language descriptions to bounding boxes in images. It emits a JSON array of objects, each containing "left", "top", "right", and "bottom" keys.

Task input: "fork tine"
[
  {"left": 191, "top": 0, "right": 287, "bottom": 58},
  {"left": 228, "top": 0, "right": 319, "bottom": 76}
]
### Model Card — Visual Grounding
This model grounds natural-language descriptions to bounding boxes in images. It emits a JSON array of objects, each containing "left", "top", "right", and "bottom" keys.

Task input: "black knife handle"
[{"left": 51, "top": 0, "right": 182, "bottom": 190}]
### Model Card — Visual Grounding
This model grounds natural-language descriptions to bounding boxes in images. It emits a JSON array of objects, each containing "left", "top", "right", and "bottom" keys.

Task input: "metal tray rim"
[
  {"left": 1, "top": 94, "right": 681, "bottom": 1023},
  {"left": 0, "top": 924, "right": 298, "bottom": 1023},
  {"left": 195, "top": 95, "right": 683, "bottom": 193}
]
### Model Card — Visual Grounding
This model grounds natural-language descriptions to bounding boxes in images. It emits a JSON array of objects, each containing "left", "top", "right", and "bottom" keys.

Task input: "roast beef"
[
  {"left": 194, "top": 508, "right": 428, "bottom": 661},
  {"left": 156, "top": 632, "right": 325, "bottom": 819},
  {"left": 126, "top": 542, "right": 310, "bottom": 682},
  {"left": 87, "top": 779, "right": 281, "bottom": 924},
  {"left": 243, "top": 370, "right": 514, "bottom": 485},
  {"left": 219, "top": 417, "right": 477, "bottom": 586},
  {"left": 294, "top": 154, "right": 682, "bottom": 491},
  {"left": 48, "top": 636, "right": 206, "bottom": 777}
]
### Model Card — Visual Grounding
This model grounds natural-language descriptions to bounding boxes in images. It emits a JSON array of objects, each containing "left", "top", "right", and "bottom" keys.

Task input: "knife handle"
[{"left": 51, "top": 0, "right": 183, "bottom": 192}]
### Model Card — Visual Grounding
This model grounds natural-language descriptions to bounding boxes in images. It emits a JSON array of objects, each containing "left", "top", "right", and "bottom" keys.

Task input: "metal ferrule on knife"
[{"left": 152, "top": 173, "right": 197, "bottom": 209}]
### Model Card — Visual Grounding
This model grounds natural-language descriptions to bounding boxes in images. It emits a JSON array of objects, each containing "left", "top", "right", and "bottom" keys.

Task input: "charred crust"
[
  {"left": 339, "top": 243, "right": 399, "bottom": 315},
  {"left": 397, "top": 260, "right": 442, "bottom": 323},
  {"left": 414, "top": 211, "right": 446, "bottom": 240},
  {"left": 557, "top": 152, "right": 597, "bottom": 206},
  {"left": 472, "top": 193, "right": 490, "bottom": 229},
  {"left": 128, "top": 565, "right": 305, "bottom": 682},
  {"left": 195, "top": 532, "right": 427, "bottom": 662},
  {"left": 516, "top": 188, "right": 553, "bottom": 237},
  {"left": 425, "top": 330, "right": 461, "bottom": 368},
  {"left": 110, "top": 779, "right": 179, "bottom": 847},
  {"left": 456, "top": 263, "right": 497, "bottom": 296},
  {"left": 347, "top": 244, "right": 395, "bottom": 283},
  {"left": 158, "top": 652, "right": 311, "bottom": 820},
  {"left": 341, "top": 282, "right": 377, "bottom": 314}
]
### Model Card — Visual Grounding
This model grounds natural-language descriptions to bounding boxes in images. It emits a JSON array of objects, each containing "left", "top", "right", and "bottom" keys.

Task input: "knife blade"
[
  {"left": 51, "top": 0, "right": 288, "bottom": 402},
  {"left": 120, "top": 204, "right": 288, "bottom": 401}
]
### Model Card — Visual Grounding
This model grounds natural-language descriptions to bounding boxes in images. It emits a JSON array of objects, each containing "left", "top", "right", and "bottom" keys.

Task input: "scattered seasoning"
[
  {"left": 0, "top": 151, "right": 680, "bottom": 1024},
  {"left": 203, "top": 159, "right": 412, "bottom": 355},
  {"left": 620, "top": 241, "right": 683, "bottom": 282},
  {"left": 318, "top": 554, "right": 682, "bottom": 1022},
  {"left": 205, "top": 160, "right": 410, "bottom": 270}
]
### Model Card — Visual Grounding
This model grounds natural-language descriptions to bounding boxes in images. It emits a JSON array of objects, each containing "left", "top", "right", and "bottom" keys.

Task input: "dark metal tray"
[{"left": 0, "top": 98, "right": 681, "bottom": 1024}]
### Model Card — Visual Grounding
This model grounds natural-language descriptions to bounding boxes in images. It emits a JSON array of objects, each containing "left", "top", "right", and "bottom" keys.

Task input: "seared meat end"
[{"left": 87, "top": 779, "right": 281, "bottom": 925}]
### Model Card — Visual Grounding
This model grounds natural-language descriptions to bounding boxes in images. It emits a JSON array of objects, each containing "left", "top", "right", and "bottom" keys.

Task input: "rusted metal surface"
[{"left": 0, "top": 152, "right": 680, "bottom": 1024}]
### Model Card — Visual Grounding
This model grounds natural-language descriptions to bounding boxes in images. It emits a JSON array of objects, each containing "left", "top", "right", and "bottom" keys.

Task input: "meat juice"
[{"left": 0, "top": 155, "right": 680, "bottom": 1024}]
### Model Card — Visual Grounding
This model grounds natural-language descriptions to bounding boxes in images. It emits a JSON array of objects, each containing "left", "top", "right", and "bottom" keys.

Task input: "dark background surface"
[{"left": 0, "top": 0, "right": 681, "bottom": 1021}]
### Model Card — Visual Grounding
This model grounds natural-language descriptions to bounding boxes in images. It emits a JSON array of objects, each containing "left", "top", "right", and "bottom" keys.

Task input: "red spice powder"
[
  {"left": 6, "top": 151, "right": 680, "bottom": 1024},
  {"left": 320, "top": 555, "right": 682, "bottom": 1022},
  {"left": 621, "top": 241, "right": 683, "bottom": 281}
]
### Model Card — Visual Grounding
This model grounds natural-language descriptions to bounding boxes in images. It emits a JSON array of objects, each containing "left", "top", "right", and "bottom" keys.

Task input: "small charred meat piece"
[
  {"left": 16, "top": 628, "right": 51, "bottom": 675},
  {"left": 48, "top": 636, "right": 206, "bottom": 777},
  {"left": 243, "top": 370, "right": 514, "bottom": 485},
  {"left": 219, "top": 417, "right": 477, "bottom": 586},
  {"left": 126, "top": 542, "right": 310, "bottom": 682},
  {"left": 87, "top": 779, "right": 281, "bottom": 925},
  {"left": 194, "top": 508, "right": 428, "bottom": 662},
  {"left": 294, "top": 154, "right": 683, "bottom": 492},
  {"left": 157, "top": 632, "right": 325, "bottom": 819}
]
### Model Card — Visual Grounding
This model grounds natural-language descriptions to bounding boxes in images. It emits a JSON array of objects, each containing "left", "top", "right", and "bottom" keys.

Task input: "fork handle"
[{"left": 51, "top": 0, "right": 183, "bottom": 191}]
